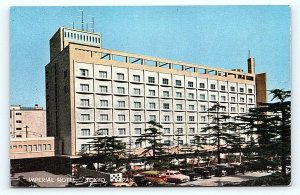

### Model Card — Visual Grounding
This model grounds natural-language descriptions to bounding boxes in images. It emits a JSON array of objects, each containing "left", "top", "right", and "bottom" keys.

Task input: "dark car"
[
  {"left": 193, "top": 167, "right": 211, "bottom": 179},
  {"left": 133, "top": 175, "right": 152, "bottom": 186},
  {"left": 214, "top": 164, "right": 228, "bottom": 177},
  {"left": 179, "top": 169, "right": 198, "bottom": 181}
]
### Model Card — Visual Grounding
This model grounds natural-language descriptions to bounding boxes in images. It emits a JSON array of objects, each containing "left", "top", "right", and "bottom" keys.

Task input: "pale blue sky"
[{"left": 10, "top": 6, "right": 290, "bottom": 107}]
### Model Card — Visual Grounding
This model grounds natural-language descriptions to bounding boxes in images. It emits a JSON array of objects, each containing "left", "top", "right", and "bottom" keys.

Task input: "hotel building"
[{"left": 45, "top": 27, "right": 266, "bottom": 156}]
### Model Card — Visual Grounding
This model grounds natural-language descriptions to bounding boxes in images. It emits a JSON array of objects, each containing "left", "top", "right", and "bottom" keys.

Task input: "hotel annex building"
[{"left": 46, "top": 27, "right": 266, "bottom": 156}]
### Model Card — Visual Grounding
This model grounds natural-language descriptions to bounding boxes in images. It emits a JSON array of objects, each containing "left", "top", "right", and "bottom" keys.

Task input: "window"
[
  {"left": 33, "top": 145, "right": 37, "bottom": 151},
  {"left": 178, "top": 140, "right": 183, "bottom": 146},
  {"left": 221, "top": 85, "right": 226, "bottom": 91},
  {"left": 148, "top": 76, "right": 155, "bottom": 83},
  {"left": 221, "top": 107, "right": 226, "bottom": 112},
  {"left": 177, "top": 128, "right": 183, "bottom": 134},
  {"left": 189, "top": 105, "right": 195, "bottom": 110},
  {"left": 240, "top": 107, "right": 245, "bottom": 112},
  {"left": 117, "top": 87, "right": 125, "bottom": 94},
  {"left": 80, "top": 69, "right": 89, "bottom": 76},
  {"left": 239, "top": 88, "right": 244, "bottom": 93},
  {"left": 98, "top": 128, "right": 108, "bottom": 135},
  {"left": 163, "top": 103, "right": 170, "bottom": 109},
  {"left": 37, "top": 144, "right": 41, "bottom": 151},
  {"left": 16, "top": 113, "right": 22, "bottom": 115},
  {"left": 149, "top": 115, "right": 156, "bottom": 121},
  {"left": 189, "top": 128, "right": 195, "bottom": 133},
  {"left": 190, "top": 140, "right": 195, "bottom": 145},
  {"left": 175, "top": 80, "right": 182, "bottom": 86},
  {"left": 43, "top": 144, "right": 46, "bottom": 150},
  {"left": 200, "top": 116, "right": 206, "bottom": 122},
  {"left": 100, "top": 114, "right": 108, "bottom": 121},
  {"left": 134, "top": 102, "right": 141, "bottom": 108},
  {"left": 176, "top": 104, "right": 183, "bottom": 110},
  {"left": 16, "top": 135, "right": 22, "bottom": 138},
  {"left": 240, "top": 97, "right": 245, "bottom": 103},
  {"left": 230, "top": 86, "right": 235, "bottom": 92},
  {"left": 189, "top": 116, "right": 195, "bottom": 121},
  {"left": 200, "top": 105, "right": 206, "bottom": 111},
  {"left": 134, "top": 115, "right": 142, "bottom": 122},
  {"left": 231, "top": 107, "right": 236, "bottom": 112},
  {"left": 162, "top": 78, "right": 169, "bottom": 85},
  {"left": 28, "top": 145, "right": 32, "bottom": 151},
  {"left": 16, "top": 128, "right": 22, "bottom": 131},
  {"left": 164, "top": 128, "right": 171, "bottom": 134},
  {"left": 118, "top": 101, "right": 125, "bottom": 108},
  {"left": 199, "top": 83, "right": 205, "bottom": 89},
  {"left": 135, "top": 128, "right": 141, "bottom": 135},
  {"left": 248, "top": 88, "right": 253, "bottom": 94},
  {"left": 199, "top": 94, "right": 205, "bottom": 100},
  {"left": 231, "top": 97, "right": 236, "bottom": 102},
  {"left": 249, "top": 98, "right": 253, "bottom": 103},
  {"left": 81, "top": 129, "right": 90, "bottom": 136},
  {"left": 81, "top": 144, "right": 90, "bottom": 151},
  {"left": 176, "top": 92, "right": 182, "bottom": 98},
  {"left": 118, "top": 114, "right": 126, "bottom": 121},
  {"left": 188, "top": 93, "right": 194, "bottom": 99},
  {"left": 100, "top": 100, "right": 108, "bottom": 107},
  {"left": 149, "top": 90, "right": 156, "bottom": 96},
  {"left": 133, "top": 88, "right": 141, "bottom": 95},
  {"left": 117, "top": 73, "right": 125, "bottom": 80},
  {"left": 133, "top": 75, "right": 140, "bottom": 82},
  {"left": 163, "top": 91, "right": 170, "bottom": 97},
  {"left": 80, "top": 84, "right": 89, "bottom": 92},
  {"left": 81, "top": 114, "right": 90, "bottom": 121},
  {"left": 80, "top": 99, "right": 89, "bottom": 107},
  {"left": 99, "top": 71, "right": 107, "bottom": 78},
  {"left": 164, "top": 140, "right": 171, "bottom": 146},
  {"left": 177, "top": 116, "right": 183, "bottom": 121},
  {"left": 149, "top": 102, "right": 156, "bottom": 109},
  {"left": 188, "top": 81, "right": 194, "bottom": 88},
  {"left": 211, "top": 95, "right": 216, "bottom": 101},
  {"left": 135, "top": 142, "right": 142, "bottom": 148},
  {"left": 221, "top": 96, "right": 226, "bottom": 101},
  {"left": 210, "top": 84, "right": 216, "bottom": 90},
  {"left": 164, "top": 115, "right": 170, "bottom": 121},
  {"left": 99, "top": 86, "right": 108, "bottom": 93}
]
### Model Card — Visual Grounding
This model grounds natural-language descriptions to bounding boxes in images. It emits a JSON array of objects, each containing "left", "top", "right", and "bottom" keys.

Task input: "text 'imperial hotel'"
[{"left": 46, "top": 27, "right": 266, "bottom": 156}]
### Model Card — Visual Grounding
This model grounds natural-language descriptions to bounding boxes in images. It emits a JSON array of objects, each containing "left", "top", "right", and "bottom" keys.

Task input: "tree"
[
  {"left": 201, "top": 102, "right": 232, "bottom": 164},
  {"left": 136, "top": 120, "right": 166, "bottom": 169},
  {"left": 241, "top": 89, "right": 291, "bottom": 178},
  {"left": 89, "top": 135, "right": 126, "bottom": 173}
]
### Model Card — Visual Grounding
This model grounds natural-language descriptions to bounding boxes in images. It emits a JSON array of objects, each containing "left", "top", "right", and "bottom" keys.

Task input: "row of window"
[
  {"left": 10, "top": 144, "right": 52, "bottom": 151},
  {"left": 79, "top": 70, "right": 253, "bottom": 93},
  {"left": 80, "top": 127, "right": 199, "bottom": 137},
  {"left": 64, "top": 31, "right": 100, "bottom": 44},
  {"left": 80, "top": 84, "right": 254, "bottom": 101},
  {"left": 79, "top": 96, "right": 253, "bottom": 108}
]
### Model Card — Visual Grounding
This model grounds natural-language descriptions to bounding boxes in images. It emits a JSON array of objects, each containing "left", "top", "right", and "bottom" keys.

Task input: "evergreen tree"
[
  {"left": 89, "top": 135, "right": 126, "bottom": 172},
  {"left": 201, "top": 102, "right": 232, "bottom": 164},
  {"left": 136, "top": 120, "right": 166, "bottom": 169},
  {"left": 241, "top": 89, "right": 291, "bottom": 178}
]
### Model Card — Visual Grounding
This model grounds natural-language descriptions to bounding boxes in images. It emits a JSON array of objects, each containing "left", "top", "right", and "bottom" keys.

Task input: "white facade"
[{"left": 74, "top": 62, "right": 256, "bottom": 153}]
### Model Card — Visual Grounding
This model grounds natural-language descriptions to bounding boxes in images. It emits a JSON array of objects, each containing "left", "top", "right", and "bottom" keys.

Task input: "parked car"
[
  {"left": 214, "top": 164, "right": 228, "bottom": 177},
  {"left": 179, "top": 169, "right": 198, "bottom": 181},
  {"left": 141, "top": 171, "right": 167, "bottom": 185},
  {"left": 132, "top": 175, "right": 152, "bottom": 186},
  {"left": 193, "top": 167, "right": 211, "bottom": 179},
  {"left": 165, "top": 170, "right": 190, "bottom": 183}
]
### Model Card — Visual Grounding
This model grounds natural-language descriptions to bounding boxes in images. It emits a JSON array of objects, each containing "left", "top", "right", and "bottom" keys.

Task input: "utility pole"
[{"left": 24, "top": 125, "right": 29, "bottom": 138}]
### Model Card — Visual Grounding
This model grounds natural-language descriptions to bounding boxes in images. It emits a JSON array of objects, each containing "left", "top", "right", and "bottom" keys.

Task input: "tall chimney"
[{"left": 247, "top": 50, "right": 255, "bottom": 74}]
